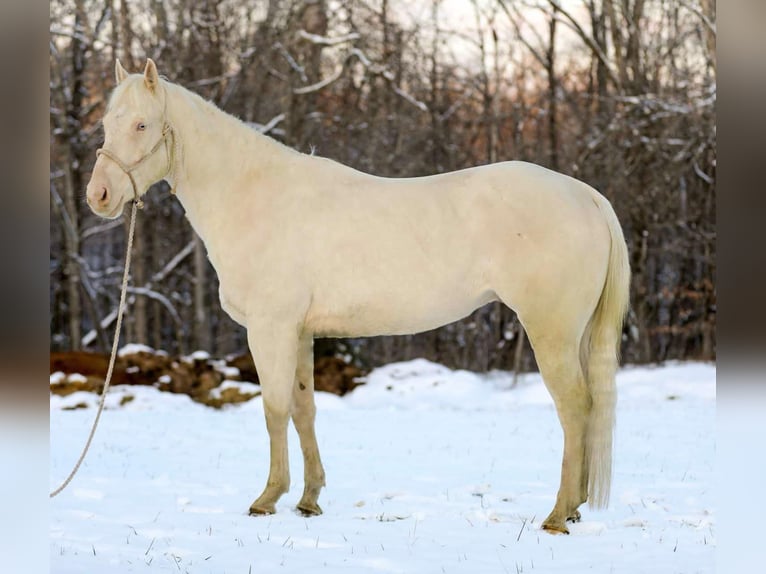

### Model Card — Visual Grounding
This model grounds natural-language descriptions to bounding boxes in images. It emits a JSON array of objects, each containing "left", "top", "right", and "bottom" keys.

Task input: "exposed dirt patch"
[
  {"left": 50, "top": 349, "right": 366, "bottom": 408},
  {"left": 61, "top": 402, "right": 89, "bottom": 411}
]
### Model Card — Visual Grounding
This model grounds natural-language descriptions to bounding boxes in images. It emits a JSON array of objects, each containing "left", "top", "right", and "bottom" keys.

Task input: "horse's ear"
[
  {"left": 115, "top": 59, "right": 129, "bottom": 85},
  {"left": 143, "top": 58, "right": 160, "bottom": 93}
]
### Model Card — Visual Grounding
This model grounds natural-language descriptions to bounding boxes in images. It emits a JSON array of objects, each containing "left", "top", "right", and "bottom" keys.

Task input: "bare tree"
[{"left": 49, "top": 0, "right": 716, "bottom": 368}]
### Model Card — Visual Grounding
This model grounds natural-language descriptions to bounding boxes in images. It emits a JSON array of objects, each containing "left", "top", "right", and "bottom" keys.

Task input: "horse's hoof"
[
  {"left": 248, "top": 503, "right": 276, "bottom": 516},
  {"left": 541, "top": 522, "right": 570, "bottom": 535},
  {"left": 567, "top": 510, "right": 582, "bottom": 523},
  {"left": 296, "top": 502, "right": 323, "bottom": 517}
]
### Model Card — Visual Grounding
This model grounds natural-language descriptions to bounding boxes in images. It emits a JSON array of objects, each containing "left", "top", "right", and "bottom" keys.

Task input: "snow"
[
  {"left": 50, "top": 360, "right": 715, "bottom": 573},
  {"left": 50, "top": 371, "right": 66, "bottom": 385},
  {"left": 117, "top": 343, "right": 155, "bottom": 357},
  {"left": 208, "top": 380, "right": 261, "bottom": 399},
  {"left": 214, "top": 365, "right": 242, "bottom": 379}
]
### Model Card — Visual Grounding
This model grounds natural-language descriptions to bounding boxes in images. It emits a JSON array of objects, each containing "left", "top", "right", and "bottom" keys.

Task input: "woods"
[{"left": 49, "top": 0, "right": 716, "bottom": 371}]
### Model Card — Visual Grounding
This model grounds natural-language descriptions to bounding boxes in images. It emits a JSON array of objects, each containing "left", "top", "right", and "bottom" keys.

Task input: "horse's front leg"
[
  {"left": 292, "top": 335, "right": 326, "bottom": 516},
  {"left": 247, "top": 322, "right": 300, "bottom": 515}
]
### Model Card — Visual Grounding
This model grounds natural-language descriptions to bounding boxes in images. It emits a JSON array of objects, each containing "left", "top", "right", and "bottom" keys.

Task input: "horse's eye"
[{"left": 137, "top": 122, "right": 146, "bottom": 131}]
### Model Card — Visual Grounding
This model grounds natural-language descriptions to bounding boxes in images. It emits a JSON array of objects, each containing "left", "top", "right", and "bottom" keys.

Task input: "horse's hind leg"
[
  {"left": 247, "top": 324, "right": 299, "bottom": 515},
  {"left": 292, "top": 335, "right": 326, "bottom": 516},
  {"left": 526, "top": 330, "right": 591, "bottom": 535}
]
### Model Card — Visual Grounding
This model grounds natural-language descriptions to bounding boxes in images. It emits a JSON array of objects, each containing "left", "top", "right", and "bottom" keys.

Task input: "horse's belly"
[{"left": 306, "top": 287, "right": 497, "bottom": 338}]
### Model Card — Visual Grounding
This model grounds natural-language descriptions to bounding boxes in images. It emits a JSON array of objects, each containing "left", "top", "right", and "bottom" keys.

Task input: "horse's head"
[{"left": 86, "top": 59, "right": 173, "bottom": 218}]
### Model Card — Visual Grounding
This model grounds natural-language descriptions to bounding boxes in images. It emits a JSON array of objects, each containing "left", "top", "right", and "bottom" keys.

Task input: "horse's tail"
[{"left": 580, "top": 189, "right": 631, "bottom": 509}]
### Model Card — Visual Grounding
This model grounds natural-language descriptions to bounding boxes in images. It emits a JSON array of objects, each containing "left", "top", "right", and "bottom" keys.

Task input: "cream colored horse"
[{"left": 86, "top": 59, "right": 630, "bottom": 534}]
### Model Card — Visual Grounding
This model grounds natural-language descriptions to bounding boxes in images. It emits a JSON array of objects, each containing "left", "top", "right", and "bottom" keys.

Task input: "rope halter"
[{"left": 96, "top": 95, "right": 176, "bottom": 208}]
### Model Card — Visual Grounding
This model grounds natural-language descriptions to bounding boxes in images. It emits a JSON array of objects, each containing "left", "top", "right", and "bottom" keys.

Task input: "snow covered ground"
[{"left": 50, "top": 360, "right": 715, "bottom": 573}]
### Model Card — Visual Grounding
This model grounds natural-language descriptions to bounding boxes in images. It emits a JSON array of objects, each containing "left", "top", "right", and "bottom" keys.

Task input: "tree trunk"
[
  {"left": 152, "top": 231, "right": 163, "bottom": 350},
  {"left": 61, "top": 162, "right": 81, "bottom": 350},
  {"left": 546, "top": 4, "right": 559, "bottom": 170},
  {"left": 63, "top": 0, "right": 89, "bottom": 350},
  {"left": 132, "top": 216, "right": 148, "bottom": 345},
  {"left": 119, "top": 0, "right": 135, "bottom": 68},
  {"left": 429, "top": 0, "right": 442, "bottom": 172}
]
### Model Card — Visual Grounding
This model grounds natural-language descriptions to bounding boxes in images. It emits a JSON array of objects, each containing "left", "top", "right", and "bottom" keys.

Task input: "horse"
[{"left": 85, "top": 59, "right": 630, "bottom": 535}]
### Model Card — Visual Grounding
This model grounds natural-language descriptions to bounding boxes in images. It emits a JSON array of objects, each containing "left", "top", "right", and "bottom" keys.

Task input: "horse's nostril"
[{"left": 100, "top": 187, "right": 108, "bottom": 203}]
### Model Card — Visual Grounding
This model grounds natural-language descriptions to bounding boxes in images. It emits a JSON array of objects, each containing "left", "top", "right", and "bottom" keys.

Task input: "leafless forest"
[{"left": 49, "top": 0, "right": 716, "bottom": 372}]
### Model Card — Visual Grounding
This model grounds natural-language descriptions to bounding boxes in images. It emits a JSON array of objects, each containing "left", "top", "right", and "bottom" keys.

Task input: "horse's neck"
[{"left": 163, "top": 82, "right": 296, "bottom": 235}]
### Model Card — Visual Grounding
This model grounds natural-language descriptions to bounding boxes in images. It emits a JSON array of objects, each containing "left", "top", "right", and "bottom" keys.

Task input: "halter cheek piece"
[{"left": 96, "top": 119, "right": 175, "bottom": 209}]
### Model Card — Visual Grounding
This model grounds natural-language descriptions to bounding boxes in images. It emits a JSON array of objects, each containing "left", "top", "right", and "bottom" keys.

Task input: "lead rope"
[{"left": 50, "top": 200, "right": 140, "bottom": 498}]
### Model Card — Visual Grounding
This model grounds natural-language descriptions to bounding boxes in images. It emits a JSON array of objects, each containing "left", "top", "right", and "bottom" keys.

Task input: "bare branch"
[
  {"left": 81, "top": 218, "right": 124, "bottom": 241},
  {"left": 297, "top": 30, "right": 360, "bottom": 46},
  {"left": 187, "top": 72, "right": 238, "bottom": 88},
  {"left": 49, "top": 182, "right": 78, "bottom": 248},
  {"left": 248, "top": 113, "right": 286, "bottom": 134},
  {"left": 274, "top": 42, "right": 308, "bottom": 83},
  {"left": 497, "top": 0, "right": 547, "bottom": 66},
  {"left": 438, "top": 89, "right": 473, "bottom": 122},
  {"left": 693, "top": 162, "right": 714, "bottom": 185},
  {"left": 81, "top": 307, "right": 118, "bottom": 348},
  {"left": 293, "top": 64, "right": 345, "bottom": 94},
  {"left": 546, "top": 0, "right": 622, "bottom": 90},
  {"left": 292, "top": 45, "right": 426, "bottom": 112},
  {"left": 391, "top": 85, "right": 429, "bottom": 113},
  {"left": 679, "top": 1, "right": 716, "bottom": 36},
  {"left": 81, "top": 240, "right": 195, "bottom": 348},
  {"left": 50, "top": 27, "right": 90, "bottom": 44},
  {"left": 126, "top": 287, "right": 183, "bottom": 326},
  {"left": 150, "top": 240, "right": 196, "bottom": 284}
]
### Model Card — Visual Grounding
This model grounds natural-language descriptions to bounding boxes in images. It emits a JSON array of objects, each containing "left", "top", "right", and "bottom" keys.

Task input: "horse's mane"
[
  {"left": 163, "top": 78, "right": 301, "bottom": 157},
  {"left": 107, "top": 74, "right": 301, "bottom": 160}
]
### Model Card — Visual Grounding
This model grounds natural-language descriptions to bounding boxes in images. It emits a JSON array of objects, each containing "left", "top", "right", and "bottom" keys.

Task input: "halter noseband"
[{"left": 96, "top": 96, "right": 176, "bottom": 208}]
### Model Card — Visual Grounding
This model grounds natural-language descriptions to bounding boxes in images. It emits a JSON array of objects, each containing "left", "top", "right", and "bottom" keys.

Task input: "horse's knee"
[{"left": 264, "top": 407, "right": 290, "bottom": 438}]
